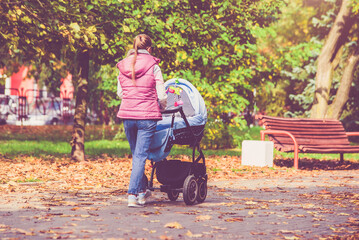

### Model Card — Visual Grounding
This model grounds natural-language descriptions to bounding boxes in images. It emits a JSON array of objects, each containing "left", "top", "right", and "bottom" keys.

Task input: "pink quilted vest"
[{"left": 116, "top": 53, "right": 162, "bottom": 120}]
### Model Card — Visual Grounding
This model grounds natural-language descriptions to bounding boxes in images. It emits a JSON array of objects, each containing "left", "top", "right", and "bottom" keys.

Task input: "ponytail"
[
  {"left": 131, "top": 38, "right": 138, "bottom": 87},
  {"left": 130, "top": 34, "right": 153, "bottom": 87}
]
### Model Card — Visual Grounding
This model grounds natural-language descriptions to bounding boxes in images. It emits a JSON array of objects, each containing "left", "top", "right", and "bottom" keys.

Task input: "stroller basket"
[{"left": 155, "top": 160, "right": 206, "bottom": 188}]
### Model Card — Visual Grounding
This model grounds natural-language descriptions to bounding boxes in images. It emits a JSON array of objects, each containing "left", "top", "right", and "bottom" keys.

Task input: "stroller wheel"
[
  {"left": 196, "top": 178, "right": 207, "bottom": 203},
  {"left": 183, "top": 175, "right": 198, "bottom": 205},
  {"left": 167, "top": 190, "right": 179, "bottom": 201}
]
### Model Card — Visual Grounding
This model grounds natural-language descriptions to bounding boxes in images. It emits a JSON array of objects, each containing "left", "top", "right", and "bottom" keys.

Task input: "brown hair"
[{"left": 131, "top": 34, "right": 152, "bottom": 86}]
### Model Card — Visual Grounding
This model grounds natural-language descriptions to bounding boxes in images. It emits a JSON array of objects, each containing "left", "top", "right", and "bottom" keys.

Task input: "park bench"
[{"left": 256, "top": 115, "right": 359, "bottom": 169}]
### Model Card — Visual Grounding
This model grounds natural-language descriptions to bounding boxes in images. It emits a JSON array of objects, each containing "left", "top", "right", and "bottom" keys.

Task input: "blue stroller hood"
[{"left": 148, "top": 78, "right": 207, "bottom": 162}]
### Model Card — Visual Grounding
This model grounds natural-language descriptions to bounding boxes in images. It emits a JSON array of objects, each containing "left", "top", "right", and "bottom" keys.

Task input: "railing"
[{"left": 0, "top": 87, "right": 74, "bottom": 124}]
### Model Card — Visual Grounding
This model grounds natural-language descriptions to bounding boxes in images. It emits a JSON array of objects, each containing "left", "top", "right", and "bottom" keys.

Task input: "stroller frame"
[{"left": 147, "top": 106, "right": 207, "bottom": 205}]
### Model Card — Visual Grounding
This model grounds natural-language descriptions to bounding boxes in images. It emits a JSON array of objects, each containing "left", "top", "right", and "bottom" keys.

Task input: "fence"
[{"left": 0, "top": 87, "right": 74, "bottom": 125}]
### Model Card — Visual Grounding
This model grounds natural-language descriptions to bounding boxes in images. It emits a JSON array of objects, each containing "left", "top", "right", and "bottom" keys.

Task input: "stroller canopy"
[{"left": 148, "top": 78, "right": 207, "bottom": 162}]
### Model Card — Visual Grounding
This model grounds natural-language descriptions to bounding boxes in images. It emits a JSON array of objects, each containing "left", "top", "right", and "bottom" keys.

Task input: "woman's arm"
[{"left": 154, "top": 65, "right": 167, "bottom": 110}]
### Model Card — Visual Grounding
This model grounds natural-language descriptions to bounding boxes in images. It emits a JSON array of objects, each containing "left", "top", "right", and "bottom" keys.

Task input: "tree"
[
  {"left": 0, "top": 0, "right": 128, "bottom": 161},
  {"left": 252, "top": 0, "right": 322, "bottom": 118},
  {"left": 1, "top": 0, "right": 284, "bottom": 151},
  {"left": 311, "top": 0, "right": 359, "bottom": 119}
]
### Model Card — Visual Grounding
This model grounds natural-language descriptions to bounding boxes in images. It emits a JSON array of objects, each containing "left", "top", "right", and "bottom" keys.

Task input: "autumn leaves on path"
[{"left": 0, "top": 162, "right": 358, "bottom": 239}]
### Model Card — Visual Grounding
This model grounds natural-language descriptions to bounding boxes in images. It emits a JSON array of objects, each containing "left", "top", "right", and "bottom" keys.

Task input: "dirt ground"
[{"left": 1, "top": 170, "right": 358, "bottom": 240}]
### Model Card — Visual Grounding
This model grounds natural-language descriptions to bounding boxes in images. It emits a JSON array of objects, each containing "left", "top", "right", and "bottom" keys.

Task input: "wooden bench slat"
[
  {"left": 268, "top": 131, "right": 347, "bottom": 136},
  {"left": 259, "top": 115, "right": 339, "bottom": 124},
  {"left": 302, "top": 146, "right": 359, "bottom": 153},
  {"left": 264, "top": 124, "right": 345, "bottom": 131},
  {"left": 263, "top": 121, "right": 343, "bottom": 126},
  {"left": 262, "top": 121, "right": 341, "bottom": 126},
  {"left": 271, "top": 140, "right": 349, "bottom": 147},
  {"left": 271, "top": 136, "right": 349, "bottom": 143}
]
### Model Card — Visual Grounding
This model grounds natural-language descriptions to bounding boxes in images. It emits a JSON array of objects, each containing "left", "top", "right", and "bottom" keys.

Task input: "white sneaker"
[
  {"left": 138, "top": 190, "right": 152, "bottom": 205},
  {"left": 128, "top": 195, "right": 143, "bottom": 208}
]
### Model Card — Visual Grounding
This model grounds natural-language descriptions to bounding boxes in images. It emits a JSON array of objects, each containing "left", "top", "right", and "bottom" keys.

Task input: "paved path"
[{"left": 1, "top": 170, "right": 359, "bottom": 239}]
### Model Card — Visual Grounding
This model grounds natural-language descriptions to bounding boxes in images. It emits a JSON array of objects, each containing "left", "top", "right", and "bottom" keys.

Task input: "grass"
[
  {"left": 0, "top": 139, "right": 241, "bottom": 158},
  {"left": 275, "top": 151, "right": 359, "bottom": 161},
  {"left": 0, "top": 125, "right": 358, "bottom": 161},
  {"left": 0, "top": 140, "right": 72, "bottom": 157},
  {"left": 16, "top": 178, "right": 42, "bottom": 183},
  {"left": 0, "top": 124, "right": 250, "bottom": 158}
]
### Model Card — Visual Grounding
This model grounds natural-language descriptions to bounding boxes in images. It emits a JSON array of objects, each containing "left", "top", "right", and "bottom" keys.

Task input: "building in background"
[{"left": 0, "top": 66, "right": 75, "bottom": 125}]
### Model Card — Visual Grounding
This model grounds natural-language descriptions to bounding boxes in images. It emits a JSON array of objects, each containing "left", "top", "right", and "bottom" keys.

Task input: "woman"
[{"left": 116, "top": 34, "right": 167, "bottom": 207}]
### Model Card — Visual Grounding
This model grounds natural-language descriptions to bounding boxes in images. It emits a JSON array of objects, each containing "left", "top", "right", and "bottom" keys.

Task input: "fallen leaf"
[
  {"left": 225, "top": 217, "right": 243, "bottom": 222},
  {"left": 251, "top": 231, "right": 266, "bottom": 235},
  {"left": 196, "top": 215, "right": 212, "bottom": 221},
  {"left": 13, "top": 228, "right": 35, "bottom": 236},
  {"left": 211, "top": 226, "right": 227, "bottom": 230},
  {"left": 186, "top": 230, "right": 203, "bottom": 238},
  {"left": 337, "top": 213, "right": 350, "bottom": 216},
  {"left": 284, "top": 236, "right": 300, "bottom": 240},
  {"left": 164, "top": 222, "right": 183, "bottom": 229},
  {"left": 160, "top": 235, "right": 174, "bottom": 240}
]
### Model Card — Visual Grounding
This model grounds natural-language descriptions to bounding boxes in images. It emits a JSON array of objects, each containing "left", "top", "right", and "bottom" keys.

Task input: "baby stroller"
[{"left": 147, "top": 78, "right": 207, "bottom": 205}]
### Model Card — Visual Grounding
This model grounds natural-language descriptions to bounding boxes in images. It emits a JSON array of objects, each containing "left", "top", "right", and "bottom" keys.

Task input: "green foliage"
[
  {"left": 253, "top": 0, "right": 338, "bottom": 118},
  {"left": 1, "top": 0, "right": 283, "bottom": 149},
  {"left": 283, "top": 0, "right": 359, "bottom": 119},
  {"left": 89, "top": 64, "right": 121, "bottom": 124},
  {"left": 353, "top": 0, "right": 359, "bottom": 15},
  {"left": 95, "top": 0, "right": 284, "bottom": 148},
  {"left": 282, "top": 44, "right": 320, "bottom": 118}
]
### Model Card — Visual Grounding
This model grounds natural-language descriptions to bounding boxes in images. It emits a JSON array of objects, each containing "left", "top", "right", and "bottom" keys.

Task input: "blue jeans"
[{"left": 123, "top": 119, "right": 157, "bottom": 195}]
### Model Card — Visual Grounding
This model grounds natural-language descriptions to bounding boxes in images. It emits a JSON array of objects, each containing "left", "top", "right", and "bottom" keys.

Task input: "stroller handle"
[{"left": 161, "top": 106, "right": 183, "bottom": 114}]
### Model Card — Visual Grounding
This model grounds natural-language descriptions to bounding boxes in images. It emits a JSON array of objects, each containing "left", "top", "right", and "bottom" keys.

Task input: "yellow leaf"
[
  {"left": 196, "top": 215, "right": 212, "bottom": 221},
  {"left": 164, "top": 222, "right": 183, "bottom": 229},
  {"left": 186, "top": 230, "right": 203, "bottom": 238},
  {"left": 338, "top": 213, "right": 350, "bottom": 216},
  {"left": 123, "top": 25, "right": 130, "bottom": 33},
  {"left": 225, "top": 217, "right": 243, "bottom": 222},
  {"left": 284, "top": 236, "right": 300, "bottom": 240}
]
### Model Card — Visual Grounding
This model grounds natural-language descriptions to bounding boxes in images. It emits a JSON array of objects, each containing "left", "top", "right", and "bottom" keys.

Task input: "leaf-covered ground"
[
  {"left": 1, "top": 154, "right": 358, "bottom": 193},
  {"left": 1, "top": 125, "right": 359, "bottom": 238},
  {"left": 0, "top": 156, "right": 358, "bottom": 239}
]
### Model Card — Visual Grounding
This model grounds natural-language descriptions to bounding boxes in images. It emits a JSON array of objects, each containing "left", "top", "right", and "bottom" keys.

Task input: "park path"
[{"left": 0, "top": 170, "right": 358, "bottom": 239}]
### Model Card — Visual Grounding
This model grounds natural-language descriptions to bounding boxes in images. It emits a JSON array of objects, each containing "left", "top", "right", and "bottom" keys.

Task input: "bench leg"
[
  {"left": 339, "top": 153, "right": 344, "bottom": 164},
  {"left": 261, "top": 130, "right": 299, "bottom": 169},
  {"left": 294, "top": 151, "right": 299, "bottom": 169}
]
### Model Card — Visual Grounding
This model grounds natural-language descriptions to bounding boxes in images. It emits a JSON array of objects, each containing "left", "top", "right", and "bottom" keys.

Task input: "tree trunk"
[
  {"left": 71, "top": 49, "right": 89, "bottom": 162},
  {"left": 327, "top": 47, "right": 359, "bottom": 119},
  {"left": 311, "top": 0, "right": 354, "bottom": 119}
]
